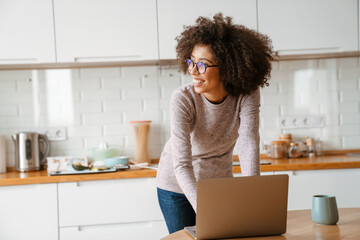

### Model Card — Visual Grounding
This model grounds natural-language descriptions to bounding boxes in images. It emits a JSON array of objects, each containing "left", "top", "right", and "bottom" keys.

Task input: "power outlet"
[
  {"left": 279, "top": 115, "right": 323, "bottom": 129},
  {"left": 38, "top": 127, "right": 67, "bottom": 141}
]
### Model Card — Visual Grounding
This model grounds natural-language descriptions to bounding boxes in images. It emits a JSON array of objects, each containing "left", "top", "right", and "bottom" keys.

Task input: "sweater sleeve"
[
  {"left": 238, "top": 87, "right": 261, "bottom": 176},
  {"left": 169, "top": 90, "right": 198, "bottom": 211}
]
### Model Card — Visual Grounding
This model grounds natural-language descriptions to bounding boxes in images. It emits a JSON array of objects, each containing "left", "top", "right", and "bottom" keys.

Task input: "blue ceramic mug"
[{"left": 311, "top": 195, "right": 339, "bottom": 225}]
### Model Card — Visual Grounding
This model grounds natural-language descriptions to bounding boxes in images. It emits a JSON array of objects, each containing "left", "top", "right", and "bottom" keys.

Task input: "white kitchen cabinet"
[
  {"left": 53, "top": 0, "right": 158, "bottom": 63},
  {"left": 258, "top": 0, "right": 358, "bottom": 55},
  {"left": 0, "top": 183, "right": 58, "bottom": 240},
  {"left": 275, "top": 169, "right": 360, "bottom": 210},
  {"left": 0, "top": 0, "right": 56, "bottom": 64},
  {"left": 157, "top": 0, "right": 257, "bottom": 60},
  {"left": 58, "top": 178, "right": 168, "bottom": 240},
  {"left": 60, "top": 221, "right": 166, "bottom": 240}
]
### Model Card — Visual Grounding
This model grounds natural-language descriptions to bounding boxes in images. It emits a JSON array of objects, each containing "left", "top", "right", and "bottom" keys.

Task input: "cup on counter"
[
  {"left": 311, "top": 195, "right": 339, "bottom": 225},
  {"left": 315, "top": 140, "right": 323, "bottom": 156}
]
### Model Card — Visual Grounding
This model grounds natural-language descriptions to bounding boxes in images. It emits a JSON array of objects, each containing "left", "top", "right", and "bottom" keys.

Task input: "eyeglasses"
[{"left": 185, "top": 59, "right": 219, "bottom": 74}]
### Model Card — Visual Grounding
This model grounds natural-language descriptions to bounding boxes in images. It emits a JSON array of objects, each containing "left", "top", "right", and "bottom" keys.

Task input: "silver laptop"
[{"left": 185, "top": 174, "right": 289, "bottom": 239}]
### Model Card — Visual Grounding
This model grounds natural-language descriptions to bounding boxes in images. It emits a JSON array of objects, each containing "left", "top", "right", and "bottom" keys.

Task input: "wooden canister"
[{"left": 130, "top": 121, "right": 151, "bottom": 164}]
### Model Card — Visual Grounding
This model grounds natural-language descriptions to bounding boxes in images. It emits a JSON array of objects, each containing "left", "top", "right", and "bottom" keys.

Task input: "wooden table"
[{"left": 161, "top": 208, "right": 360, "bottom": 240}]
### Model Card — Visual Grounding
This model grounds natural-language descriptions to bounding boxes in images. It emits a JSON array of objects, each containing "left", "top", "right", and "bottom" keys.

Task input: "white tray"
[{"left": 49, "top": 165, "right": 129, "bottom": 176}]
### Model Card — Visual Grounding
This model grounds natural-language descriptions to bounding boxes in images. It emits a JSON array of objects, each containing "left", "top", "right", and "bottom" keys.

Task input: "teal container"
[
  {"left": 104, "top": 156, "right": 129, "bottom": 167},
  {"left": 91, "top": 147, "right": 121, "bottom": 161},
  {"left": 311, "top": 195, "right": 339, "bottom": 225}
]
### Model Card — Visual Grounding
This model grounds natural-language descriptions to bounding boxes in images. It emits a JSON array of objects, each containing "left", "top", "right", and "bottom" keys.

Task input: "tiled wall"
[{"left": 0, "top": 57, "right": 359, "bottom": 167}]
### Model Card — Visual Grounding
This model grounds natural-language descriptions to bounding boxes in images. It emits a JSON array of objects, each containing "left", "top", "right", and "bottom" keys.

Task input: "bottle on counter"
[{"left": 306, "top": 137, "right": 315, "bottom": 158}]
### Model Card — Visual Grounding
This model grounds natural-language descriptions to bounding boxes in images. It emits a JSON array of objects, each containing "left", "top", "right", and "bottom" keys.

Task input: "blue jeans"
[{"left": 157, "top": 188, "right": 196, "bottom": 234}]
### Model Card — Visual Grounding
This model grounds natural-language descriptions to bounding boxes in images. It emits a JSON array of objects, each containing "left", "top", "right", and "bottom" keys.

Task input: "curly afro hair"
[{"left": 176, "top": 13, "right": 276, "bottom": 97}]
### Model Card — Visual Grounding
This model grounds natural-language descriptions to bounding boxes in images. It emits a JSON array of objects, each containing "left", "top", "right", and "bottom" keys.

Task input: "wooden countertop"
[
  {"left": 162, "top": 208, "right": 360, "bottom": 240},
  {"left": 1, "top": 151, "right": 360, "bottom": 186}
]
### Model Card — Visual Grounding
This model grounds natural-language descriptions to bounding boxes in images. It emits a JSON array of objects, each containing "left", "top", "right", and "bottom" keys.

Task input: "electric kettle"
[{"left": 12, "top": 132, "right": 50, "bottom": 172}]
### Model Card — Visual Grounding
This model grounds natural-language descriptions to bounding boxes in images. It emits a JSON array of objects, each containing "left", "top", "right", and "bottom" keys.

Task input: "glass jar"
[
  {"left": 288, "top": 142, "right": 302, "bottom": 158},
  {"left": 279, "top": 133, "right": 292, "bottom": 145},
  {"left": 271, "top": 141, "right": 288, "bottom": 159}
]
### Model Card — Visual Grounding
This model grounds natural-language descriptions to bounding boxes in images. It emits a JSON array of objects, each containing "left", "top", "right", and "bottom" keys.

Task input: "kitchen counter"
[{"left": 1, "top": 151, "right": 360, "bottom": 186}]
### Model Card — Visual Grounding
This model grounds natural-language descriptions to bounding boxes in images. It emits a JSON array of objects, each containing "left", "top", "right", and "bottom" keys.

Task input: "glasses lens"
[
  {"left": 186, "top": 59, "right": 194, "bottom": 70},
  {"left": 197, "top": 62, "right": 206, "bottom": 74}
]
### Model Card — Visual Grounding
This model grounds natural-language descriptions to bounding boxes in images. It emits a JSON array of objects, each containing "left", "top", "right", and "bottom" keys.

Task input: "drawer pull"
[{"left": 75, "top": 221, "right": 162, "bottom": 231}]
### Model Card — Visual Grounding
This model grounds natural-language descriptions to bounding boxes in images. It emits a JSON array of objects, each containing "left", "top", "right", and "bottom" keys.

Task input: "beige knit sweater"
[{"left": 156, "top": 83, "right": 260, "bottom": 211}]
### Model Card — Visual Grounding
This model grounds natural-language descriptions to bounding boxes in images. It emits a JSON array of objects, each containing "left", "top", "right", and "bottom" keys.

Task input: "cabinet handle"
[
  {"left": 74, "top": 55, "right": 142, "bottom": 62},
  {"left": 277, "top": 47, "right": 342, "bottom": 55},
  {"left": 75, "top": 221, "right": 160, "bottom": 231}
]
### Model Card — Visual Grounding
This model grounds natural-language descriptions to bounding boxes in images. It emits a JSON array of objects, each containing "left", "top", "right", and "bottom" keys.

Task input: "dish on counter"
[{"left": 49, "top": 165, "right": 129, "bottom": 176}]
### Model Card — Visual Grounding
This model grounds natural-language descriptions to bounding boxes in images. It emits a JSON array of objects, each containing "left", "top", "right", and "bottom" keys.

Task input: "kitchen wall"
[{"left": 0, "top": 57, "right": 360, "bottom": 167}]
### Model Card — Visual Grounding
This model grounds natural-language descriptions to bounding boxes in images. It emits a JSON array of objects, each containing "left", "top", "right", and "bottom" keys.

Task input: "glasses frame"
[{"left": 185, "top": 59, "right": 219, "bottom": 74}]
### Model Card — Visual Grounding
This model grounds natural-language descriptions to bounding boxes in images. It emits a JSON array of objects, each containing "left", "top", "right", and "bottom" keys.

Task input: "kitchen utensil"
[
  {"left": 129, "top": 160, "right": 158, "bottom": 170},
  {"left": 130, "top": 120, "right": 151, "bottom": 164},
  {"left": 12, "top": 132, "right": 50, "bottom": 172}
]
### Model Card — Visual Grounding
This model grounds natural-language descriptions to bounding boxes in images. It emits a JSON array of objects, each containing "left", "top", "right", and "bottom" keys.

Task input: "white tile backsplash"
[
  {"left": 339, "top": 67, "right": 360, "bottom": 80},
  {"left": 102, "top": 77, "right": 141, "bottom": 89},
  {"left": 340, "top": 90, "right": 360, "bottom": 102},
  {"left": 103, "top": 100, "right": 143, "bottom": 112},
  {"left": 0, "top": 57, "right": 360, "bottom": 167},
  {"left": 0, "top": 105, "right": 17, "bottom": 116},
  {"left": 82, "top": 113, "right": 123, "bottom": 125},
  {"left": 279, "top": 59, "right": 318, "bottom": 70},
  {"left": 81, "top": 89, "right": 121, "bottom": 101},
  {"left": 67, "top": 125, "right": 103, "bottom": 138},
  {"left": 0, "top": 70, "right": 31, "bottom": 80},
  {"left": 0, "top": 81, "right": 16, "bottom": 92},
  {"left": 342, "top": 136, "right": 360, "bottom": 149},
  {"left": 80, "top": 67, "right": 120, "bottom": 78}
]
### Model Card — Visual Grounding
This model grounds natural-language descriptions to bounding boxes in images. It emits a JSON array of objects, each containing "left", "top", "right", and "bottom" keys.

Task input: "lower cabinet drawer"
[
  {"left": 59, "top": 221, "right": 168, "bottom": 240},
  {"left": 58, "top": 178, "right": 164, "bottom": 227}
]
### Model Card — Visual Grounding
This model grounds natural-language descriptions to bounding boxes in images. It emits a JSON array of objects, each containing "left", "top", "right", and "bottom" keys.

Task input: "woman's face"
[{"left": 189, "top": 44, "right": 227, "bottom": 103}]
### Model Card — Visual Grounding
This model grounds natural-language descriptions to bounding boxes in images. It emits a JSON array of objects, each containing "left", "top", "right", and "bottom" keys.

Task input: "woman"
[{"left": 156, "top": 13, "right": 275, "bottom": 234}]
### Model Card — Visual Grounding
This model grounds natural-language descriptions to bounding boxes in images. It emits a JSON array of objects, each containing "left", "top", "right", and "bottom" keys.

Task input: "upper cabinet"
[
  {"left": 258, "top": 0, "right": 358, "bottom": 55},
  {"left": 53, "top": 0, "right": 158, "bottom": 63},
  {"left": 157, "top": 0, "right": 257, "bottom": 60},
  {"left": 0, "top": 0, "right": 359, "bottom": 67},
  {"left": 0, "top": 0, "right": 56, "bottom": 64}
]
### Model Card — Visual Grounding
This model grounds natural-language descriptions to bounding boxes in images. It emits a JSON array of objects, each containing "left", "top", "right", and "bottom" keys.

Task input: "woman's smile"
[{"left": 192, "top": 78, "right": 205, "bottom": 86}]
